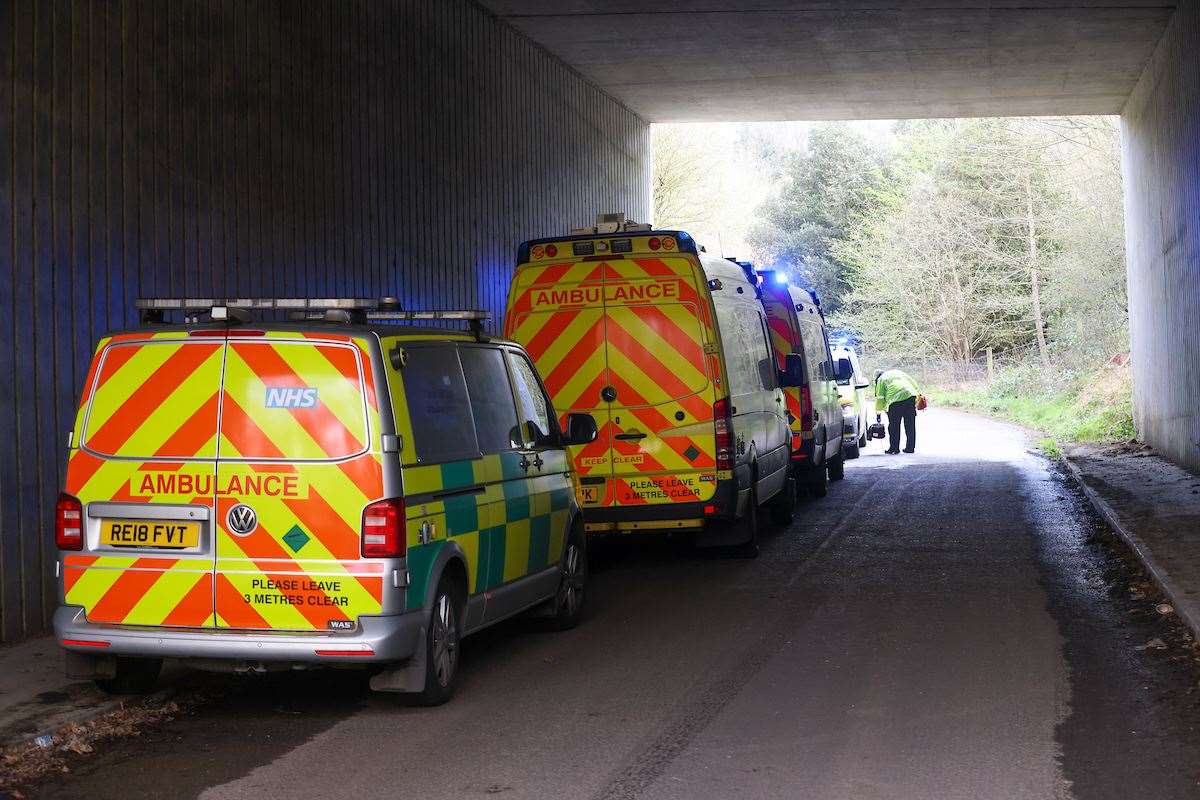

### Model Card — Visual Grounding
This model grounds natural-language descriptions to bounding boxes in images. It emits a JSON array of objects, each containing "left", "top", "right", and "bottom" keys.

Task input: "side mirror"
[
  {"left": 562, "top": 413, "right": 598, "bottom": 446},
  {"left": 779, "top": 353, "right": 805, "bottom": 387},
  {"left": 835, "top": 357, "right": 853, "bottom": 384},
  {"left": 514, "top": 420, "right": 555, "bottom": 448}
]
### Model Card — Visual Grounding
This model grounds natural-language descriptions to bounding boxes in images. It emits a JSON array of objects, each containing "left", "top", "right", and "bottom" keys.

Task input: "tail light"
[
  {"left": 799, "top": 386, "right": 813, "bottom": 432},
  {"left": 56, "top": 493, "right": 83, "bottom": 551},
  {"left": 362, "top": 497, "right": 405, "bottom": 558},
  {"left": 714, "top": 398, "right": 734, "bottom": 470}
]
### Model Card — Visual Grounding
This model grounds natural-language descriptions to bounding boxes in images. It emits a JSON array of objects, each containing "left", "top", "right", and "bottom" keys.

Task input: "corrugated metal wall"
[
  {"left": 0, "top": 0, "right": 650, "bottom": 642},
  {"left": 1121, "top": 0, "right": 1200, "bottom": 473}
]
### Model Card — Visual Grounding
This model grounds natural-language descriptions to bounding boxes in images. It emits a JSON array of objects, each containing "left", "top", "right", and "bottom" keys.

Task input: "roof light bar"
[{"left": 135, "top": 297, "right": 392, "bottom": 312}]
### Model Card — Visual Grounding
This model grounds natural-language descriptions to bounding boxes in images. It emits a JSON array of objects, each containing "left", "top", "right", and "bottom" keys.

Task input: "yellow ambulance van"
[
  {"left": 756, "top": 271, "right": 852, "bottom": 497},
  {"left": 55, "top": 299, "right": 597, "bottom": 705},
  {"left": 504, "top": 215, "right": 793, "bottom": 555}
]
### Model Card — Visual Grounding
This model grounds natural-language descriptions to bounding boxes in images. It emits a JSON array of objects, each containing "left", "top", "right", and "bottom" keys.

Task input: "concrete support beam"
[{"left": 1121, "top": 0, "right": 1200, "bottom": 471}]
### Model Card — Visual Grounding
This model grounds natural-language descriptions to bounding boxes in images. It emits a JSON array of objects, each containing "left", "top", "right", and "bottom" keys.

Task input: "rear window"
[
  {"left": 401, "top": 345, "right": 479, "bottom": 463},
  {"left": 220, "top": 340, "right": 369, "bottom": 461},
  {"left": 82, "top": 340, "right": 225, "bottom": 459}
]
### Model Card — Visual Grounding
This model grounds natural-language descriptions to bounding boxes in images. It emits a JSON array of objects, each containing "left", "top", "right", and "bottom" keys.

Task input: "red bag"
[{"left": 916, "top": 394, "right": 928, "bottom": 411}]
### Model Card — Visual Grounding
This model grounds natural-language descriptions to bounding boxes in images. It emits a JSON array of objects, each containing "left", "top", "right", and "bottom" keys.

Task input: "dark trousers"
[{"left": 888, "top": 396, "right": 917, "bottom": 452}]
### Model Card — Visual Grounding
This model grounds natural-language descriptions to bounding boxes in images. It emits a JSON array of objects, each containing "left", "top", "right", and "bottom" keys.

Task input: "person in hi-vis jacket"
[{"left": 873, "top": 368, "right": 920, "bottom": 454}]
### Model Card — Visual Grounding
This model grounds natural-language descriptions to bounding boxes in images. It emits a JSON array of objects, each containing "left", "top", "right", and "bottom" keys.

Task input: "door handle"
[{"left": 614, "top": 432, "right": 646, "bottom": 441}]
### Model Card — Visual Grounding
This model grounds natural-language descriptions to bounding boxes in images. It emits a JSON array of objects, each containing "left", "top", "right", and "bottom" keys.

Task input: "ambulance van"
[
  {"left": 504, "top": 216, "right": 793, "bottom": 555},
  {"left": 756, "top": 271, "right": 852, "bottom": 497},
  {"left": 54, "top": 299, "right": 597, "bottom": 705}
]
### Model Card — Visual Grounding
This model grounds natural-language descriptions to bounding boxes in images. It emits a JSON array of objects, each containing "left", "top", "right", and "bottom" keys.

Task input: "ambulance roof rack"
[
  {"left": 135, "top": 298, "right": 491, "bottom": 340},
  {"left": 570, "top": 212, "right": 653, "bottom": 235}
]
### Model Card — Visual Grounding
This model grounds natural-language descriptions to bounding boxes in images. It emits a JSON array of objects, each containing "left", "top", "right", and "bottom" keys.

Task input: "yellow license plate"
[{"left": 101, "top": 519, "right": 200, "bottom": 549}]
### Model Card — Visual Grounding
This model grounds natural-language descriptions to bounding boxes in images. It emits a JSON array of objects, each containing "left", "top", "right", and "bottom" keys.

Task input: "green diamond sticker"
[{"left": 282, "top": 525, "right": 310, "bottom": 553}]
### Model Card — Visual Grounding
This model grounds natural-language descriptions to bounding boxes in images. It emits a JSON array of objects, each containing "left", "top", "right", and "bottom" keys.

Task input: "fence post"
[{"left": 986, "top": 347, "right": 995, "bottom": 383}]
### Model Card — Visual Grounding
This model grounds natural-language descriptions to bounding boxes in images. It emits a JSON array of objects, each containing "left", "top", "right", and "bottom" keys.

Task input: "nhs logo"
[{"left": 265, "top": 387, "right": 319, "bottom": 409}]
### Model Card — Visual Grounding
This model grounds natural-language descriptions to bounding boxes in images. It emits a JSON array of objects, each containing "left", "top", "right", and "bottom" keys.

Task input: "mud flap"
[
  {"left": 368, "top": 624, "right": 428, "bottom": 694},
  {"left": 64, "top": 649, "right": 117, "bottom": 680}
]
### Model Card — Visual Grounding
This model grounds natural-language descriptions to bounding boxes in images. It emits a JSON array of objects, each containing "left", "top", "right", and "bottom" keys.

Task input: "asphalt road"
[{"left": 31, "top": 409, "right": 1200, "bottom": 799}]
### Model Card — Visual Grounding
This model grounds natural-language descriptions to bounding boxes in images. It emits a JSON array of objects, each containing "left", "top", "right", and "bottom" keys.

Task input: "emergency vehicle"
[
  {"left": 54, "top": 298, "right": 597, "bottom": 705},
  {"left": 756, "top": 270, "right": 852, "bottom": 497},
  {"left": 831, "top": 343, "right": 872, "bottom": 459},
  {"left": 504, "top": 215, "right": 793, "bottom": 556}
]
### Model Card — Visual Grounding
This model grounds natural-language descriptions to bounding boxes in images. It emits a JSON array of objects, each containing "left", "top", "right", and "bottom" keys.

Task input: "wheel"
[
  {"left": 769, "top": 477, "right": 796, "bottom": 525},
  {"left": 732, "top": 484, "right": 760, "bottom": 558},
  {"left": 547, "top": 524, "right": 588, "bottom": 631},
  {"left": 806, "top": 464, "right": 828, "bottom": 498},
  {"left": 828, "top": 450, "right": 845, "bottom": 481},
  {"left": 415, "top": 578, "right": 463, "bottom": 706},
  {"left": 844, "top": 439, "right": 860, "bottom": 460},
  {"left": 95, "top": 657, "right": 162, "bottom": 695}
]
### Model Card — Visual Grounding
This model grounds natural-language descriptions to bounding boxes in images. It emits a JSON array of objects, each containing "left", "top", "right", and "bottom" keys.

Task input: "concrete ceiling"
[{"left": 477, "top": 2, "right": 1178, "bottom": 120}]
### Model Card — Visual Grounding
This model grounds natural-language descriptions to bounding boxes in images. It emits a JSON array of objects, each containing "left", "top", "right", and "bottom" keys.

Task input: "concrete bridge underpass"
[{"left": 0, "top": 0, "right": 1196, "bottom": 641}]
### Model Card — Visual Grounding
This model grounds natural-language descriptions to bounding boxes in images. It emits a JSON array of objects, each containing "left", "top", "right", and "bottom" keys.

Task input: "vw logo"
[{"left": 226, "top": 504, "right": 258, "bottom": 536}]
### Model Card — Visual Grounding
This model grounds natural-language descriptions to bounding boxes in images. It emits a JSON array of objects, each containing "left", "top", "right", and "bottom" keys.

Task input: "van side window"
[
  {"left": 715, "top": 299, "right": 772, "bottom": 395},
  {"left": 401, "top": 346, "right": 479, "bottom": 463},
  {"left": 800, "top": 319, "right": 826, "bottom": 385},
  {"left": 460, "top": 346, "right": 521, "bottom": 454},
  {"left": 507, "top": 351, "right": 553, "bottom": 442},
  {"left": 756, "top": 313, "right": 776, "bottom": 390}
]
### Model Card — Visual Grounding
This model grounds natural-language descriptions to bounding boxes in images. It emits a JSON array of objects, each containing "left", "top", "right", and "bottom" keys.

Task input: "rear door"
[
  {"left": 599, "top": 257, "right": 718, "bottom": 508},
  {"left": 505, "top": 260, "right": 612, "bottom": 508},
  {"left": 212, "top": 333, "right": 385, "bottom": 632},
  {"left": 64, "top": 332, "right": 223, "bottom": 628}
]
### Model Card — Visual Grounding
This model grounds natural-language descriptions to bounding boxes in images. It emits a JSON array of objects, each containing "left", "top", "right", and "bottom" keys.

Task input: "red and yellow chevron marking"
[
  {"left": 761, "top": 290, "right": 805, "bottom": 436},
  {"left": 213, "top": 337, "right": 383, "bottom": 630},
  {"left": 63, "top": 333, "right": 384, "bottom": 632},
  {"left": 506, "top": 255, "right": 720, "bottom": 508},
  {"left": 81, "top": 334, "right": 224, "bottom": 459}
]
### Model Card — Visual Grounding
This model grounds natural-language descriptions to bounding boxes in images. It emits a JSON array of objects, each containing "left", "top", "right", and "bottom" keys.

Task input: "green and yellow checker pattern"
[{"left": 401, "top": 451, "right": 573, "bottom": 611}]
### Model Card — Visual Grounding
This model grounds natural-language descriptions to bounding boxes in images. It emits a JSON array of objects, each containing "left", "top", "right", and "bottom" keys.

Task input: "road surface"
[{"left": 32, "top": 409, "right": 1200, "bottom": 799}]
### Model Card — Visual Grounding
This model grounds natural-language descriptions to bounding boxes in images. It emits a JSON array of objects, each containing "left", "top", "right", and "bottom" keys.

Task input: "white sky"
[{"left": 651, "top": 120, "right": 896, "bottom": 260}]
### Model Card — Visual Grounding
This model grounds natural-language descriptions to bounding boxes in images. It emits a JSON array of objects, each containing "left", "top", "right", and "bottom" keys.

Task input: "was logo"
[{"left": 264, "top": 387, "right": 318, "bottom": 409}]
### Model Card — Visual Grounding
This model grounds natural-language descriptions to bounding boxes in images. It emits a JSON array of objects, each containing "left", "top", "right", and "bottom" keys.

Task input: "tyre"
[
  {"left": 415, "top": 577, "right": 463, "bottom": 706},
  {"left": 95, "top": 657, "right": 162, "bottom": 695},
  {"left": 732, "top": 484, "right": 760, "bottom": 558},
  {"left": 769, "top": 477, "right": 796, "bottom": 525},
  {"left": 828, "top": 450, "right": 845, "bottom": 481},
  {"left": 547, "top": 524, "right": 588, "bottom": 631},
  {"left": 806, "top": 464, "right": 828, "bottom": 498},
  {"left": 844, "top": 438, "right": 860, "bottom": 460}
]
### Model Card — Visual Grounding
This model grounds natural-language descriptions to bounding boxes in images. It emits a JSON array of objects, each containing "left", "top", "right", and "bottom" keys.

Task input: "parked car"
[
  {"left": 832, "top": 344, "right": 872, "bottom": 459},
  {"left": 55, "top": 298, "right": 597, "bottom": 705},
  {"left": 505, "top": 214, "right": 793, "bottom": 557}
]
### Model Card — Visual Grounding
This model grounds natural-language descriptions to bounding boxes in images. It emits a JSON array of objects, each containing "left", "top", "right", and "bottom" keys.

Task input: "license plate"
[{"left": 100, "top": 519, "right": 200, "bottom": 549}]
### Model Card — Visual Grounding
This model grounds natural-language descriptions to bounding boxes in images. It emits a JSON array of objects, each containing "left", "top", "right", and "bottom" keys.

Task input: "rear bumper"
[
  {"left": 582, "top": 479, "right": 740, "bottom": 530},
  {"left": 53, "top": 604, "right": 424, "bottom": 665}
]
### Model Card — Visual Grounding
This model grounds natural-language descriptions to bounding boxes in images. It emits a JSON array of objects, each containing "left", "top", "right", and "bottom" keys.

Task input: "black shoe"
[
  {"left": 884, "top": 449, "right": 900, "bottom": 455},
  {"left": 902, "top": 448, "right": 915, "bottom": 453}
]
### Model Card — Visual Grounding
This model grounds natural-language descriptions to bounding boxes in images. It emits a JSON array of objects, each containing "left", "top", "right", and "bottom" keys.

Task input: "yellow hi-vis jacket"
[{"left": 874, "top": 369, "right": 920, "bottom": 413}]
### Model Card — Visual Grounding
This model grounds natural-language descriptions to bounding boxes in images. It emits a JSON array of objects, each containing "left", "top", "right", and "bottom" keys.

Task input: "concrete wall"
[
  {"left": 0, "top": 0, "right": 650, "bottom": 642},
  {"left": 1121, "top": 0, "right": 1200, "bottom": 473}
]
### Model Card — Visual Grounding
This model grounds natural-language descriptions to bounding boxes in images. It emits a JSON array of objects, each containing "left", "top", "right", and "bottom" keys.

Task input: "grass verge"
[{"left": 928, "top": 361, "right": 1134, "bottom": 447}]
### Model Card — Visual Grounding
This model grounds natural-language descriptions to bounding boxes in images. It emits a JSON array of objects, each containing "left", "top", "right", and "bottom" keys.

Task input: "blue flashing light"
[{"left": 772, "top": 271, "right": 788, "bottom": 286}]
